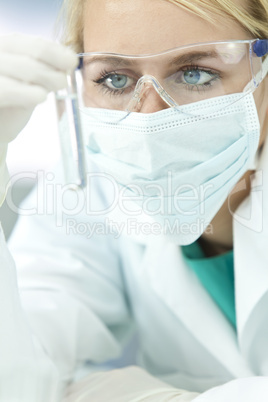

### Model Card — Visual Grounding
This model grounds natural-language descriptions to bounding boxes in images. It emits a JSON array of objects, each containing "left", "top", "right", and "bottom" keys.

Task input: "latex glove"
[
  {"left": 63, "top": 366, "right": 200, "bottom": 402},
  {"left": 0, "top": 33, "right": 78, "bottom": 143}
]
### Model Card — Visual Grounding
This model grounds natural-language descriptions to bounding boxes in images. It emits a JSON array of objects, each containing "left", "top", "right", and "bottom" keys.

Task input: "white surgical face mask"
[{"left": 80, "top": 92, "right": 260, "bottom": 245}]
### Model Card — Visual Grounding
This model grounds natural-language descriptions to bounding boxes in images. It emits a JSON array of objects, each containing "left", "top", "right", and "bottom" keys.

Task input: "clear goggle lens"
[{"left": 76, "top": 40, "right": 268, "bottom": 121}]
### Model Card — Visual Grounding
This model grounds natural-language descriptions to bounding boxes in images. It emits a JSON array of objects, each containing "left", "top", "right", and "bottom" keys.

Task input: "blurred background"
[
  {"left": 0, "top": 0, "right": 64, "bottom": 237},
  {"left": 0, "top": 0, "right": 62, "bottom": 37}
]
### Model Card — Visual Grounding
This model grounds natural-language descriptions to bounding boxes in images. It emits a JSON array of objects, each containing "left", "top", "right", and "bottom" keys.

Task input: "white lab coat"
[
  {"left": 6, "top": 136, "right": 268, "bottom": 401},
  {"left": 0, "top": 145, "right": 60, "bottom": 401}
]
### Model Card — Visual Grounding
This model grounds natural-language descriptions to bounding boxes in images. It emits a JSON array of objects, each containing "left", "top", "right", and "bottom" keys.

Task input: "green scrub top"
[{"left": 181, "top": 241, "right": 236, "bottom": 329}]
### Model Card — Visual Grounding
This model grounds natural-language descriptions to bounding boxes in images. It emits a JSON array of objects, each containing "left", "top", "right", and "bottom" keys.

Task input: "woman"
[{"left": 3, "top": 0, "right": 268, "bottom": 400}]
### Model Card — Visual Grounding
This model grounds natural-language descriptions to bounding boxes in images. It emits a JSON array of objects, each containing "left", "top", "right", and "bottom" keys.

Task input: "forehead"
[{"left": 83, "top": 0, "right": 250, "bottom": 54}]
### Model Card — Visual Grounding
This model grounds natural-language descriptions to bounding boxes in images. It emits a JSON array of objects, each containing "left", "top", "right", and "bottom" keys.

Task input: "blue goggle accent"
[
  {"left": 77, "top": 57, "right": 84, "bottom": 70},
  {"left": 254, "top": 39, "right": 268, "bottom": 57}
]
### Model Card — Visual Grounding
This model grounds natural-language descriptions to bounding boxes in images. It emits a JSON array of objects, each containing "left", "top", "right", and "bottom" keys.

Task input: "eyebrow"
[
  {"left": 83, "top": 56, "right": 136, "bottom": 68},
  {"left": 170, "top": 51, "right": 219, "bottom": 66},
  {"left": 82, "top": 50, "right": 219, "bottom": 68}
]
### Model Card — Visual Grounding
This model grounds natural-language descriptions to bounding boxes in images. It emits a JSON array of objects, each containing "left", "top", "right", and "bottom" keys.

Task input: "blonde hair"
[
  {"left": 59, "top": 0, "right": 268, "bottom": 52},
  {"left": 58, "top": 0, "right": 85, "bottom": 52}
]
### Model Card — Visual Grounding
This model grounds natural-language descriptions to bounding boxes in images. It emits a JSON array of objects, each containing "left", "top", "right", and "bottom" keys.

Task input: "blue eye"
[
  {"left": 107, "top": 74, "right": 128, "bottom": 89},
  {"left": 183, "top": 70, "right": 201, "bottom": 85},
  {"left": 182, "top": 69, "right": 215, "bottom": 86}
]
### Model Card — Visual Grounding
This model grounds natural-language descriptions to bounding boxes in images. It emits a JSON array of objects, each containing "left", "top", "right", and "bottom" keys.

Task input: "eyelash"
[{"left": 182, "top": 65, "right": 218, "bottom": 77}]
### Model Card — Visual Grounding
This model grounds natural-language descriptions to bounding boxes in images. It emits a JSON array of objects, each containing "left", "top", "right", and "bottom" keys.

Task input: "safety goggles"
[{"left": 76, "top": 39, "right": 268, "bottom": 119}]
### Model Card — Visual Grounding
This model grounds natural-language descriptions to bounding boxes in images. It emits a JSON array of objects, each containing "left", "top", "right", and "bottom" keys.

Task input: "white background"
[{"left": 0, "top": 0, "right": 64, "bottom": 176}]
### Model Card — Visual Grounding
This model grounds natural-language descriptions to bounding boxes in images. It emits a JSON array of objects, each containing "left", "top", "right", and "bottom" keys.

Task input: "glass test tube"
[{"left": 55, "top": 70, "right": 87, "bottom": 190}]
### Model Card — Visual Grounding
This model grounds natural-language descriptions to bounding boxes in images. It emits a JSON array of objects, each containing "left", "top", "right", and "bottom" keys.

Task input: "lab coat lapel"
[
  {"left": 233, "top": 139, "right": 268, "bottom": 353},
  {"left": 144, "top": 237, "right": 253, "bottom": 378}
]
